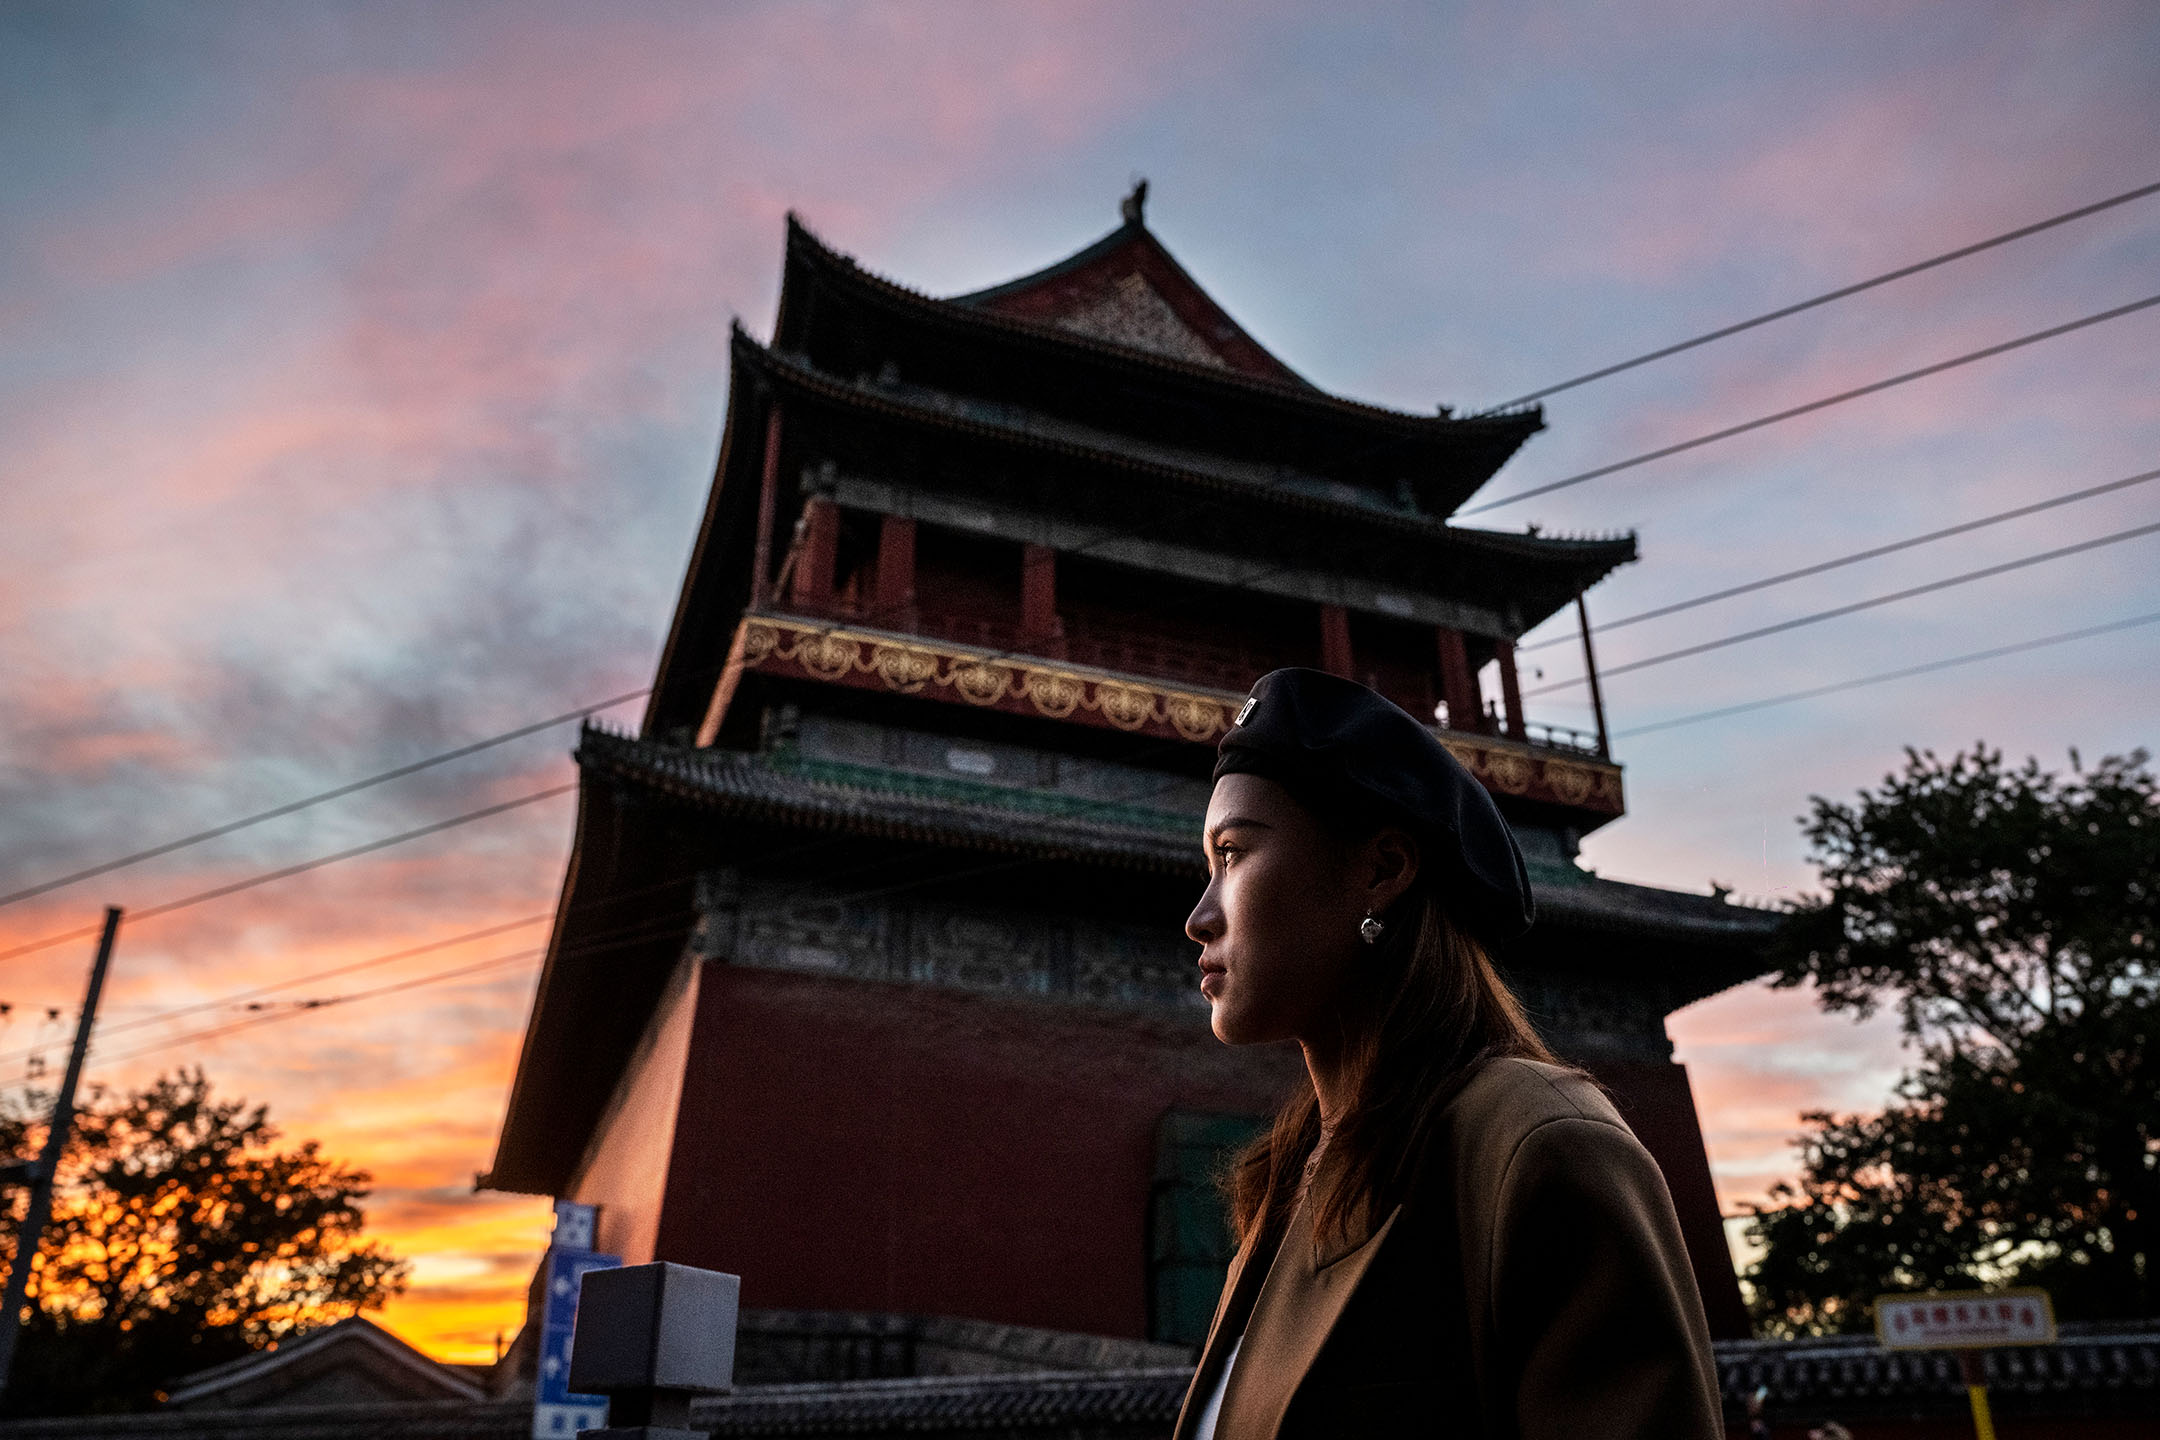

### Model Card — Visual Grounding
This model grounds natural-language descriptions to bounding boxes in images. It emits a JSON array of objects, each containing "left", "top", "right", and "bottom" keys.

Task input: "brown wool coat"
[{"left": 1173, "top": 1058, "right": 1722, "bottom": 1440}]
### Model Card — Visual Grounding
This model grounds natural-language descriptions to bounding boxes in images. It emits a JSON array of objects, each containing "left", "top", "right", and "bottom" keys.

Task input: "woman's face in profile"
[{"left": 1185, "top": 772, "right": 1367, "bottom": 1046}]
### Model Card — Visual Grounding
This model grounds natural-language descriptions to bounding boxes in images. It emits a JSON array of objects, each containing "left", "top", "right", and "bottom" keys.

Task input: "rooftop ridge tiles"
[
  {"left": 780, "top": 213, "right": 1541, "bottom": 435},
  {"left": 1713, "top": 1327, "right": 2160, "bottom": 1402},
  {"left": 576, "top": 730, "right": 1203, "bottom": 875},
  {"left": 763, "top": 750, "right": 1203, "bottom": 833},
  {"left": 162, "top": 1315, "right": 485, "bottom": 1407},
  {"left": 576, "top": 735, "right": 1774, "bottom": 950},
  {"left": 1534, "top": 526, "right": 1637, "bottom": 544},
  {"left": 943, "top": 216, "right": 1314, "bottom": 387},
  {"left": 693, "top": 1366, "right": 1195, "bottom": 1431},
  {"left": 943, "top": 219, "right": 1154, "bottom": 307},
  {"left": 5, "top": 1337, "right": 2151, "bottom": 1436}
]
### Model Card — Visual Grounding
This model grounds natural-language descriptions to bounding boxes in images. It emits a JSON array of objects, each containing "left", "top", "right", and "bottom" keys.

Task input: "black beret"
[{"left": 1213, "top": 668, "right": 1535, "bottom": 947}]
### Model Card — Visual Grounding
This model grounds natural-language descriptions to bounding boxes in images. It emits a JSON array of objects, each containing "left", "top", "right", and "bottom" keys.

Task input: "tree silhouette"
[
  {"left": 0, "top": 1068, "right": 407, "bottom": 1414},
  {"left": 1745, "top": 746, "right": 2157, "bottom": 1335}
]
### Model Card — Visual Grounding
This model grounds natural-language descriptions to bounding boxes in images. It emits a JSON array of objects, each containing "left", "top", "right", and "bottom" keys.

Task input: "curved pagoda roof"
[{"left": 772, "top": 209, "right": 1547, "bottom": 518}]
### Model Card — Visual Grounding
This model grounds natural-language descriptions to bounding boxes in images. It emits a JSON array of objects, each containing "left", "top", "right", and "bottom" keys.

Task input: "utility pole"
[{"left": 0, "top": 907, "right": 122, "bottom": 1400}]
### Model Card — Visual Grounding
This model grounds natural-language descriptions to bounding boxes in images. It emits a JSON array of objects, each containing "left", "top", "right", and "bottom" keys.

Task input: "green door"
[{"left": 1149, "top": 1109, "right": 1267, "bottom": 1348}]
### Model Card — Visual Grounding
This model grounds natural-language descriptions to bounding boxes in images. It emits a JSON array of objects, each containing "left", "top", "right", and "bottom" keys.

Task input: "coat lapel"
[{"left": 1213, "top": 1165, "right": 1402, "bottom": 1440}]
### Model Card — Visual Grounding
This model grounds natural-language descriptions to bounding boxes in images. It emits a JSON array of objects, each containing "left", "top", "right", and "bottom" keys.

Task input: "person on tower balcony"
[{"left": 1177, "top": 668, "right": 1720, "bottom": 1440}]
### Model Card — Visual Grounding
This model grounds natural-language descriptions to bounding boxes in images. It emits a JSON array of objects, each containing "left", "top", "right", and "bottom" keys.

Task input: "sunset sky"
[{"left": 3, "top": 2, "right": 2156, "bottom": 1363}]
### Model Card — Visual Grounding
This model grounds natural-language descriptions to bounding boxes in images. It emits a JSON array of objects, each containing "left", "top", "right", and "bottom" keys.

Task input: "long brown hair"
[{"left": 1224, "top": 878, "right": 1556, "bottom": 1250}]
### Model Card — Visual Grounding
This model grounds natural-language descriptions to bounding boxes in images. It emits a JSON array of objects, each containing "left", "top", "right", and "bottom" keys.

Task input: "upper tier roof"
[
  {"left": 773, "top": 212, "right": 1545, "bottom": 508},
  {"left": 946, "top": 205, "right": 1312, "bottom": 386}
]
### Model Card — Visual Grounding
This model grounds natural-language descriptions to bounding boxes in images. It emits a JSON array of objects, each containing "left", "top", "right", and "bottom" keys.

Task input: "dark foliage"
[
  {"left": 0, "top": 1068, "right": 407, "bottom": 1415},
  {"left": 1745, "top": 746, "right": 2157, "bottom": 1336}
]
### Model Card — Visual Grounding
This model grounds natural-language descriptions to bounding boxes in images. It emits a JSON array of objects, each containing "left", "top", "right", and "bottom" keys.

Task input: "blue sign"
[
  {"left": 533, "top": 1246, "right": 619, "bottom": 1438},
  {"left": 551, "top": 1199, "right": 598, "bottom": 1252}
]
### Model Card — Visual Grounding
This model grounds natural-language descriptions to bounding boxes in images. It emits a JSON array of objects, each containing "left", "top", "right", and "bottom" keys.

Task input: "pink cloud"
[{"left": 1674, "top": 977, "right": 1915, "bottom": 1208}]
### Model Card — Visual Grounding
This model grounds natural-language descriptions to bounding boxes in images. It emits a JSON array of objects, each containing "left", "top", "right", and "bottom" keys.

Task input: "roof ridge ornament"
[{"left": 1120, "top": 178, "right": 1148, "bottom": 226}]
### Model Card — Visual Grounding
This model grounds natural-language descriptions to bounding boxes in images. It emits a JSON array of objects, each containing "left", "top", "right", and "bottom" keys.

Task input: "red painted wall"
[
  {"left": 654, "top": 964, "right": 1300, "bottom": 1335},
  {"left": 648, "top": 966, "right": 1754, "bottom": 1342},
  {"left": 566, "top": 956, "right": 703, "bottom": 1264},
  {"left": 1587, "top": 1055, "right": 1755, "bottom": 1339}
]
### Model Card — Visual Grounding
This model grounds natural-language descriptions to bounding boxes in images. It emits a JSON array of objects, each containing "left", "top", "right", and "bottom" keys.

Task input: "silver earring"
[{"left": 1359, "top": 913, "right": 1385, "bottom": 944}]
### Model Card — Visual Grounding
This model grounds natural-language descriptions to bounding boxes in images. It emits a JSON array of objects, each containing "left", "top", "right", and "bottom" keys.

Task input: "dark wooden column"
[
  {"left": 790, "top": 497, "right": 839, "bottom": 613},
  {"left": 874, "top": 515, "right": 917, "bottom": 630},
  {"left": 1495, "top": 638, "right": 1528, "bottom": 742},
  {"left": 1319, "top": 604, "right": 1353, "bottom": 678},
  {"left": 1435, "top": 627, "right": 1481, "bottom": 732},
  {"left": 1576, "top": 593, "right": 1610, "bottom": 758},
  {"left": 749, "top": 404, "right": 783, "bottom": 610},
  {"left": 1021, "top": 543, "right": 1066, "bottom": 657}
]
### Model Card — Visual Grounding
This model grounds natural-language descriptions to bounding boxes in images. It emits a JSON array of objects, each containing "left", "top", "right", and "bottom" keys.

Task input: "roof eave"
[
  {"left": 737, "top": 333, "right": 1615, "bottom": 577},
  {"left": 778, "top": 215, "right": 1542, "bottom": 441}
]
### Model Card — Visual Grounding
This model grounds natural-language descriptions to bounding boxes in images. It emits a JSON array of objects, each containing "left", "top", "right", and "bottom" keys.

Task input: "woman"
[{"left": 1175, "top": 668, "right": 1721, "bottom": 1440}]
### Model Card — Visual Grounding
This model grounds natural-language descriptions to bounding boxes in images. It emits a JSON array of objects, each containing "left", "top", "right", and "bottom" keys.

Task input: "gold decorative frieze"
[
  {"left": 740, "top": 615, "right": 1243, "bottom": 742},
  {"left": 1443, "top": 733, "right": 1624, "bottom": 816},
  {"left": 731, "top": 614, "right": 1623, "bottom": 818}
]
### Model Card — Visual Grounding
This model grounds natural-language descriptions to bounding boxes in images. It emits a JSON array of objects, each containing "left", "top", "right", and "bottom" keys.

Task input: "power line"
[
  {"left": 40, "top": 796, "right": 1197, "bottom": 1078},
  {"left": 57, "top": 194, "right": 2160, "bottom": 1070},
  {"left": 74, "top": 843, "right": 1153, "bottom": 1074},
  {"left": 0, "top": 446, "right": 2124, "bottom": 978},
  {"left": 0, "top": 691, "right": 648, "bottom": 913},
  {"left": 1459, "top": 291, "right": 2160, "bottom": 517},
  {"left": 2, "top": 910, "right": 721, "bottom": 1086},
  {"left": 0, "top": 916, "right": 552, "bottom": 1069},
  {"left": 0, "top": 784, "right": 579, "bottom": 965},
  {"left": 85, "top": 949, "right": 545, "bottom": 1070},
  {"left": 1518, "top": 464, "right": 2160, "bottom": 652},
  {"left": 18, "top": 195, "right": 2155, "bottom": 917},
  {"left": 5, "top": 305, "right": 1455, "bottom": 923},
  {"left": 1612, "top": 609, "right": 2160, "bottom": 739},
  {"left": 1523, "top": 518, "right": 2160, "bottom": 696},
  {"left": 0, "top": 752, "right": 1208, "bottom": 1071},
  {"left": 47, "top": 221, "right": 2118, "bottom": 911},
  {"left": 0, "top": 685, "right": 1208, "bottom": 989},
  {"left": 1485, "top": 177, "right": 2160, "bottom": 409},
  {"left": 0, "top": 840, "right": 861, "bottom": 1069},
  {"left": 0, "top": 853, "right": 852, "bottom": 1074},
  {"left": 3, "top": 460, "right": 1304, "bottom": 917},
  {"left": 41, "top": 251, "right": 2128, "bottom": 940},
  {"left": 48, "top": 612, "right": 2160, "bottom": 1089}
]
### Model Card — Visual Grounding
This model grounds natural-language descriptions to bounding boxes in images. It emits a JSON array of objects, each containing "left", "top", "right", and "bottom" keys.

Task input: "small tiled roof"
[
  {"left": 0, "top": 1399, "right": 529, "bottom": 1440},
  {"left": 1537, "top": 873, "right": 1782, "bottom": 946},
  {"left": 1717, "top": 1327, "right": 2160, "bottom": 1419},
  {"left": 163, "top": 1317, "right": 483, "bottom": 1410},
  {"left": 578, "top": 726, "right": 1201, "bottom": 876},
  {"left": 7, "top": 1333, "right": 2153, "bottom": 1437},
  {"left": 582, "top": 729, "right": 1782, "bottom": 957},
  {"left": 692, "top": 1367, "right": 1192, "bottom": 1436}
]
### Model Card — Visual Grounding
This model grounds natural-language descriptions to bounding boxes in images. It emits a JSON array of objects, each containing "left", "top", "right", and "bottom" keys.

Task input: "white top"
[{"left": 1191, "top": 1336, "right": 1243, "bottom": 1440}]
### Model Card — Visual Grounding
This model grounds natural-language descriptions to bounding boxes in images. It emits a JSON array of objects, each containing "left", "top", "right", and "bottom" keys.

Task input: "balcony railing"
[
  {"left": 912, "top": 610, "right": 1280, "bottom": 699},
  {"left": 1523, "top": 719, "right": 1603, "bottom": 756}
]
